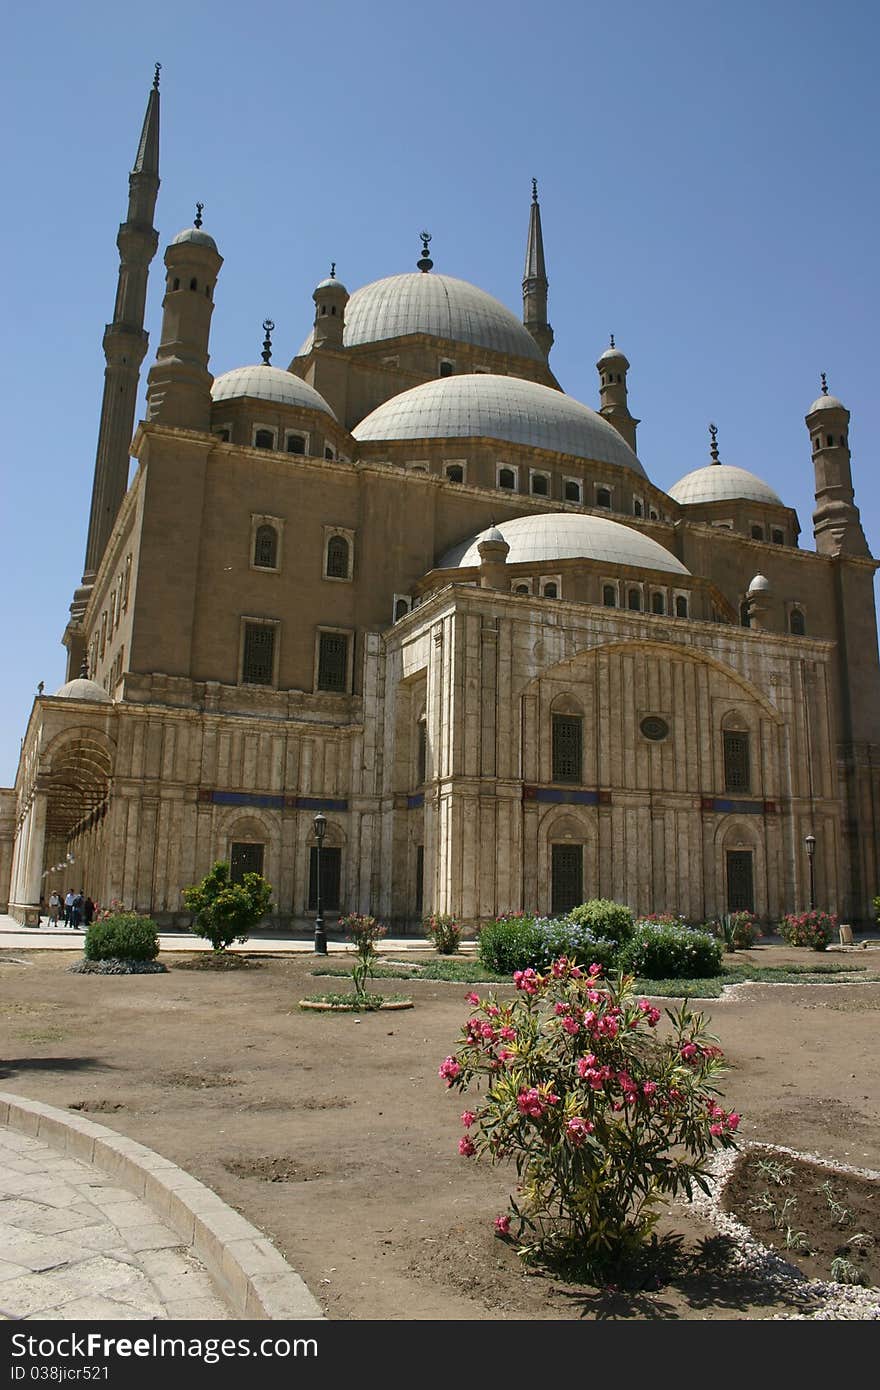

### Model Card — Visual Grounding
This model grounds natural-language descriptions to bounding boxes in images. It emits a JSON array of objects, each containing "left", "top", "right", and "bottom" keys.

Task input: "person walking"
[
  {"left": 48, "top": 892, "right": 61, "bottom": 926},
  {"left": 64, "top": 890, "right": 75, "bottom": 927},
  {"left": 71, "top": 891, "right": 84, "bottom": 929}
]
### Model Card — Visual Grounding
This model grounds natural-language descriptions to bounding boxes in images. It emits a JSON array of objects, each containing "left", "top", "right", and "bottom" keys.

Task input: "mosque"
[{"left": 4, "top": 73, "right": 879, "bottom": 930}]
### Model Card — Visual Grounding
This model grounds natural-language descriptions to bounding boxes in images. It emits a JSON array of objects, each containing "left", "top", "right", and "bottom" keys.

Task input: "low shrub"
[
  {"left": 441, "top": 959, "right": 739, "bottom": 1272},
  {"left": 339, "top": 911, "right": 387, "bottom": 995},
  {"left": 779, "top": 910, "right": 838, "bottom": 951},
  {"left": 709, "top": 911, "right": 762, "bottom": 952},
  {"left": 541, "top": 919, "right": 620, "bottom": 973},
  {"left": 620, "top": 921, "right": 723, "bottom": 979},
  {"left": 84, "top": 912, "right": 159, "bottom": 962},
  {"left": 423, "top": 913, "right": 461, "bottom": 955},
  {"left": 567, "top": 899, "right": 634, "bottom": 946},
  {"left": 183, "top": 861, "right": 273, "bottom": 951},
  {"left": 478, "top": 916, "right": 544, "bottom": 974}
]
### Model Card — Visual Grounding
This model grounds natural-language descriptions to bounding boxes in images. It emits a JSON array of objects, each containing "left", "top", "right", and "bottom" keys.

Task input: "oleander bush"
[
  {"left": 779, "top": 910, "right": 838, "bottom": 951},
  {"left": 441, "top": 958, "right": 739, "bottom": 1272},
  {"left": 423, "top": 913, "right": 462, "bottom": 955},
  {"left": 84, "top": 912, "right": 160, "bottom": 962},
  {"left": 619, "top": 921, "right": 723, "bottom": 979}
]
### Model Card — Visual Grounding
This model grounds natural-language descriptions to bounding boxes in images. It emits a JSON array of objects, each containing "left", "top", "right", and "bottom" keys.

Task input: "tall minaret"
[
  {"left": 522, "top": 179, "right": 553, "bottom": 358},
  {"left": 76, "top": 68, "right": 161, "bottom": 605},
  {"left": 806, "top": 375, "right": 869, "bottom": 557}
]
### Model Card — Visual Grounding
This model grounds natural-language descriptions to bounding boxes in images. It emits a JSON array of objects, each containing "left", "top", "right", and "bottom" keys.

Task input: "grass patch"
[{"left": 311, "top": 958, "right": 877, "bottom": 997}]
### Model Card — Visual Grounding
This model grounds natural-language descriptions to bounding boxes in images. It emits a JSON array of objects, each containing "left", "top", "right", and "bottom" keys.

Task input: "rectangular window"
[
  {"left": 415, "top": 845, "right": 425, "bottom": 915},
  {"left": 723, "top": 731, "right": 751, "bottom": 792},
  {"left": 551, "top": 843, "right": 583, "bottom": 915},
  {"left": 242, "top": 622, "right": 276, "bottom": 685},
  {"left": 552, "top": 714, "right": 582, "bottom": 783},
  {"left": 417, "top": 722, "right": 427, "bottom": 785},
  {"left": 308, "top": 846, "right": 341, "bottom": 910},
  {"left": 231, "top": 842, "right": 265, "bottom": 883},
  {"left": 317, "top": 631, "right": 349, "bottom": 692}
]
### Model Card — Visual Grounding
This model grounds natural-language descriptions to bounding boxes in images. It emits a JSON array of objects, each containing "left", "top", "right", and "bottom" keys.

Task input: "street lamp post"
[
  {"left": 804, "top": 833, "right": 816, "bottom": 912},
  {"left": 313, "top": 812, "right": 327, "bottom": 955}
]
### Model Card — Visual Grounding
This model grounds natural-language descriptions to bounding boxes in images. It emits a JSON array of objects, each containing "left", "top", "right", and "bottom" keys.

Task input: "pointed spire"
[
  {"left": 261, "top": 319, "right": 274, "bottom": 365},
  {"left": 330, "top": 261, "right": 336, "bottom": 279},
  {"left": 709, "top": 422, "right": 720, "bottom": 464},
  {"left": 194, "top": 202, "right": 204, "bottom": 229},
  {"left": 522, "top": 181, "right": 552, "bottom": 357},
  {"left": 609, "top": 333, "right": 615, "bottom": 349},
  {"left": 523, "top": 178, "right": 547, "bottom": 283},
  {"left": 821, "top": 372, "right": 828, "bottom": 395},
  {"left": 132, "top": 65, "right": 161, "bottom": 177},
  {"left": 417, "top": 231, "right": 433, "bottom": 273}
]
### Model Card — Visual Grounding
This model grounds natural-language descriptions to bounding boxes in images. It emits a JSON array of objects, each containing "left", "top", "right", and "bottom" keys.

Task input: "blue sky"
[{"left": 2, "top": 0, "right": 878, "bottom": 785}]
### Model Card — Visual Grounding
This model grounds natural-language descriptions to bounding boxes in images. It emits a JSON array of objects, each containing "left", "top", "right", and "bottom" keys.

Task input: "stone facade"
[{"left": 4, "top": 79, "right": 879, "bottom": 929}]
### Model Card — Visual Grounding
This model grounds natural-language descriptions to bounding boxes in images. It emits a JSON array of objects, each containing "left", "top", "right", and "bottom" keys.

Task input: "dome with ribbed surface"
[
  {"left": 53, "top": 678, "right": 112, "bottom": 704},
  {"left": 353, "top": 374, "right": 646, "bottom": 475},
  {"left": 211, "top": 366, "right": 337, "bottom": 418},
  {"left": 668, "top": 463, "right": 783, "bottom": 507},
  {"left": 297, "top": 272, "right": 543, "bottom": 361},
  {"left": 438, "top": 513, "right": 689, "bottom": 574}
]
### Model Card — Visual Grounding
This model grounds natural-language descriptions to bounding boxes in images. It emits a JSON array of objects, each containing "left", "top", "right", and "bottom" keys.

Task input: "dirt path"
[{"left": 1, "top": 948, "right": 878, "bottom": 1319}]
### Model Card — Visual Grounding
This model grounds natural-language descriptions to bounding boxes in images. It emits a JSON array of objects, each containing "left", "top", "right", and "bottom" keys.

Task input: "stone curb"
[{"left": 0, "top": 1091, "right": 325, "bottom": 1322}]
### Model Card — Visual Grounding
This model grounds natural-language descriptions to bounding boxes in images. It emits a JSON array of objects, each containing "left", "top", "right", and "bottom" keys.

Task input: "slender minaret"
[
  {"left": 79, "top": 68, "right": 161, "bottom": 593},
  {"left": 145, "top": 203, "right": 223, "bottom": 430},
  {"left": 596, "top": 335, "right": 639, "bottom": 452},
  {"left": 522, "top": 180, "right": 553, "bottom": 358},
  {"left": 807, "top": 375, "right": 869, "bottom": 557}
]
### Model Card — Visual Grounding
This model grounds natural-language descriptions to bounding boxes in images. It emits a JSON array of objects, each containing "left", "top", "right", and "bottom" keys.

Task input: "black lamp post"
[
  {"left": 804, "top": 833, "right": 816, "bottom": 912},
  {"left": 313, "top": 812, "right": 328, "bottom": 955}
]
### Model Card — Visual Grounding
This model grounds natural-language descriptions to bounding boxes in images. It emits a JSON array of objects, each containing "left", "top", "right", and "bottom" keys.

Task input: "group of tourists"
[{"left": 46, "top": 890, "right": 95, "bottom": 929}]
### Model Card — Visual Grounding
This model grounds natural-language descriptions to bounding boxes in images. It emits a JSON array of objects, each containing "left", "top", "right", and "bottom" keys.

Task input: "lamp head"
[
  {"left": 804, "top": 833, "right": 816, "bottom": 856},
  {"left": 313, "top": 812, "right": 327, "bottom": 842}
]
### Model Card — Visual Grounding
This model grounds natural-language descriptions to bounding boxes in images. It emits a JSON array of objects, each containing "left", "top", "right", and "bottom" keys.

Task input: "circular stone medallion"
[{"left": 640, "top": 715, "right": 669, "bottom": 741}]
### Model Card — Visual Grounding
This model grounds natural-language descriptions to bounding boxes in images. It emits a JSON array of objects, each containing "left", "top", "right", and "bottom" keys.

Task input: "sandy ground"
[{"left": 1, "top": 945, "right": 878, "bottom": 1320}]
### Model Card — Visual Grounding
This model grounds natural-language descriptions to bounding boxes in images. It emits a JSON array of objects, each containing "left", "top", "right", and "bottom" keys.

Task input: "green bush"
[
  {"left": 84, "top": 912, "right": 159, "bottom": 962},
  {"left": 620, "top": 921, "right": 723, "bottom": 979},
  {"left": 423, "top": 913, "right": 462, "bottom": 954},
  {"left": 541, "top": 919, "right": 620, "bottom": 973},
  {"left": 183, "top": 861, "right": 273, "bottom": 952},
  {"left": 478, "top": 916, "right": 544, "bottom": 974},
  {"left": 567, "top": 899, "right": 635, "bottom": 946}
]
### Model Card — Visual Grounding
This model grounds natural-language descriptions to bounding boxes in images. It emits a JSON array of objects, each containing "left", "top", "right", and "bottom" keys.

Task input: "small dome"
[
  {"left": 53, "top": 677, "right": 112, "bottom": 704},
  {"left": 315, "top": 275, "right": 348, "bottom": 294},
  {"left": 439, "top": 513, "right": 689, "bottom": 574},
  {"left": 597, "top": 345, "right": 629, "bottom": 368},
  {"left": 482, "top": 525, "right": 506, "bottom": 544},
  {"left": 668, "top": 464, "right": 784, "bottom": 507},
  {"left": 748, "top": 573, "right": 772, "bottom": 595},
  {"left": 807, "top": 393, "right": 845, "bottom": 414},
  {"left": 297, "top": 272, "right": 544, "bottom": 361},
  {"left": 211, "top": 365, "right": 338, "bottom": 419},
  {"left": 170, "top": 226, "right": 219, "bottom": 252},
  {"left": 353, "top": 374, "right": 646, "bottom": 476}
]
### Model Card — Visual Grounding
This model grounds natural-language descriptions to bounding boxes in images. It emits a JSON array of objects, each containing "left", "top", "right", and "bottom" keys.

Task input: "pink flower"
[
  {"left": 500, "top": 1026, "right": 516, "bottom": 1041},
  {"left": 566, "top": 1117, "right": 595, "bottom": 1146},
  {"left": 577, "top": 1054, "right": 597, "bottom": 1076},
  {"left": 709, "top": 1123, "right": 723, "bottom": 1138},
  {"left": 494, "top": 1215, "right": 511, "bottom": 1236},
  {"left": 461, "top": 1110, "right": 475, "bottom": 1128},
  {"left": 439, "top": 1056, "right": 461, "bottom": 1085},
  {"left": 513, "top": 968, "right": 539, "bottom": 994},
  {"left": 642, "top": 1081, "right": 657, "bottom": 1099},
  {"left": 680, "top": 1043, "right": 698, "bottom": 1061},
  {"left": 561, "top": 1015, "right": 580, "bottom": 1035},
  {"left": 459, "top": 1136, "right": 476, "bottom": 1156},
  {"left": 727, "top": 1112, "right": 741, "bottom": 1132},
  {"left": 465, "top": 991, "right": 480, "bottom": 1005},
  {"left": 588, "top": 963, "right": 603, "bottom": 977}
]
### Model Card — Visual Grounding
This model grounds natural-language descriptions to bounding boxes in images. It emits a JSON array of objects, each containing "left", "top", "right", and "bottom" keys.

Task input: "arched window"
[
  {"left": 394, "top": 597, "right": 409, "bottom": 621},
  {"left": 325, "top": 535, "right": 350, "bottom": 579},
  {"left": 498, "top": 467, "right": 516, "bottom": 490},
  {"left": 286, "top": 433, "right": 306, "bottom": 455},
  {"left": 789, "top": 608, "right": 806, "bottom": 636},
  {"left": 633, "top": 498, "right": 643, "bottom": 517},
  {"left": 439, "top": 360, "right": 455, "bottom": 377},
  {"left": 253, "top": 525, "right": 278, "bottom": 569},
  {"left": 627, "top": 588, "right": 641, "bottom": 611},
  {"left": 543, "top": 582, "right": 558, "bottom": 599},
  {"left": 772, "top": 528, "right": 785, "bottom": 545},
  {"left": 513, "top": 583, "right": 530, "bottom": 595},
  {"left": 531, "top": 473, "right": 549, "bottom": 496},
  {"left": 602, "top": 584, "right": 616, "bottom": 608},
  {"left": 651, "top": 591, "right": 665, "bottom": 615},
  {"left": 751, "top": 524, "right": 764, "bottom": 540},
  {"left": 189, "top": 278, "right": 197, "bottom": 291},
  {"left": 596, "top": 487, "right": 612, "bottom": 509},
  {"left": 564, "top": 480, "right": 581, "bottom": 502},
  {"left": 675, "top": 594, "right": 688, "bottom": 618},
  {"left": 740, "top": 599, "right": 751, "bottom": 629},
  {"left": 172, "top": 277, "right": 180, "bottom": 291},
  {"left": 254, "top": 429, "right": 274, "bottom": 450},
  {"left": 446, "top": 465, "right": 464, "bottom": 483}
]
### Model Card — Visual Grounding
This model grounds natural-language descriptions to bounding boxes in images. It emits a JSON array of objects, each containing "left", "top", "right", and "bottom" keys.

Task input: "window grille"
[
  {"left": 308, "top": 846, "right": 341, "bottom": 909},
  {"left": 417, "top": 722, "right": 427, "bottom": 785},
  {"left": 790, "top": 609, "right": 806, "bottom": 636},
  {"left": 552, "top": 714, "right": 582, "bottom": 783},
  {"left": 242, "top": 623, "right": 275, "bottom": 685},
  {"left": 231, "top": 842, "right": 264, "bottom": 883},
  {"left": 254, "top": 429, "right": 274, "bottom": 450},
  {"left": 253, "top": 525, "right": 278, "bottom": 568},
  {"left": 726, "top": 850, "right": 754, "bottom": 912},
  {"left": 551, "top": 844, "right": 583, "bottom": 915},
  {"left": 318, "top": 632, "right": 348, "bottom": 691},
  {"left": 723, "top": 731, "right": 751, "bottom": 792},
  {"left": 326, "top": 536, "right": 350, "bottom": 579},
  {"left": 286, "top": 434, "right": 306, "bottom": 454}
]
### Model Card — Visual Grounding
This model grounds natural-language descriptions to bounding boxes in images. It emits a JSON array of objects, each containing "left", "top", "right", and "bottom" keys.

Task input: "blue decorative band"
[{"left": 407, "top": 793, "right": 425, "bottom": 809}]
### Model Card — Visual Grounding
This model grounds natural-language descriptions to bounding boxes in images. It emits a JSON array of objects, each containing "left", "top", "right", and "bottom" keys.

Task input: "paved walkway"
[{"left": 0, "top": 1129, "right": 228, "bottom": 1321}]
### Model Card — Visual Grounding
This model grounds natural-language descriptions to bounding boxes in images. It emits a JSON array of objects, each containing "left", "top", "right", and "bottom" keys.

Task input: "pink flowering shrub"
[
  {"left": 440, "top": 958, "right": 739, "bottom": 1272},
  {"left": 338, "top": 912, "right": 387, "bottom": 994},
  {"left": 779, "top": 910, "right": 837, "bottom": 951}
]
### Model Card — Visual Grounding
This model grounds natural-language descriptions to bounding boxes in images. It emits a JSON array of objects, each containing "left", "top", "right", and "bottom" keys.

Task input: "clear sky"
[{"left": 2, "top": 0, "right": 878, "bottom": 786}]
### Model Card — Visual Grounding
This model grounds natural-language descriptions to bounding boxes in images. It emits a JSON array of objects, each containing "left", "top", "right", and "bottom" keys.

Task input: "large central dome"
[
  {"left": 298, "top": 272, "right": 544, "bottom": 361},
  {"left": 353, "top": 374, "right": 647, "bottom": 476}
]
